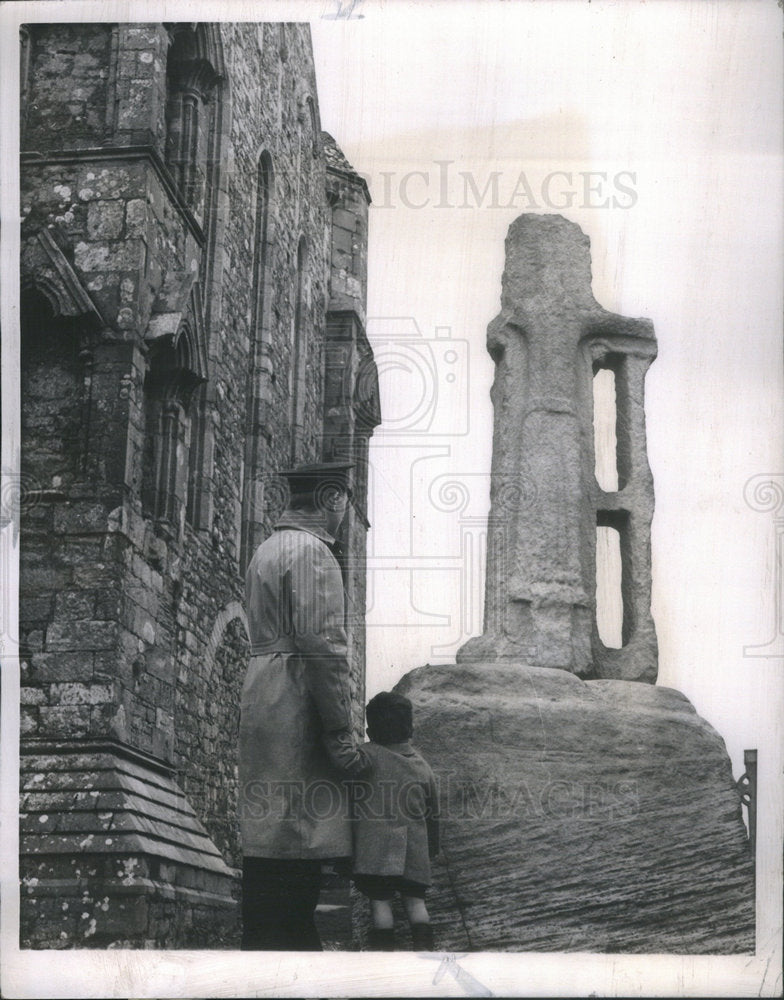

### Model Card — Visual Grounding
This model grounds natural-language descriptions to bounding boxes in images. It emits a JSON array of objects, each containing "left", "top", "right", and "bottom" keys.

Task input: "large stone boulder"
[{"left": 395, "top": 661, "right": 754, "bottom": 953}]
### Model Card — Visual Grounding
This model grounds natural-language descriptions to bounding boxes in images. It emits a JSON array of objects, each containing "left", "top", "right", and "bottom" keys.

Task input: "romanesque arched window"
[
  {"left": 186, "top": 382, "right": 209, "bottom": 529},
  {"left": 20, "top": 290, "right": 86, "bottom": 492},
  {"left": 289, "top": 235, "right": 308, "bottom": 465},
  {"left": 303, "top": 96, "right": 320, "bottom": 158},
  {"left": 240, "top": 152, "right": 275, "bottom": 569},
  {"left": 251, "top": 153, "right": 273, "bottom": 344},
  {"left": 164, "top": 25, "right": 221, "bottom": 220},
  {"left": 142, "top": 325, "right": 205, "bottom": 538},
  {"left": 20, "top": 230, "right": 103, "bottom": 490},
  {"left": 161, "top": 25, "right": 225, "bottom": 538}
]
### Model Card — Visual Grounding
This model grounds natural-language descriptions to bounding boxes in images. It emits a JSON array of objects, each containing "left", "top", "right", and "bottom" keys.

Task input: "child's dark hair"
[{"left": 365, "top": 691, "right": 413, "bottom": 745}]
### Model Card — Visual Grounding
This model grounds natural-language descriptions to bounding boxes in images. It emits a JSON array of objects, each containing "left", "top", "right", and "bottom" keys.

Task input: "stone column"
[{"left": 457, "top": 214, "right": 658, "bottom": 682}]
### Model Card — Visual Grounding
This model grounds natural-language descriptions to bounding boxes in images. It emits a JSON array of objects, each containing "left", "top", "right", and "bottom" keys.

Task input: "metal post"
[{"left": 736, "top": 749, "right": 757, "bottom": 876}]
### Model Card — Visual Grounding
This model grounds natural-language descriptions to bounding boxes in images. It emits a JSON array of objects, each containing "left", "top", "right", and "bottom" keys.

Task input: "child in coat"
[{"left": 352, "top": 691, "right": 439, "bottom": 951}]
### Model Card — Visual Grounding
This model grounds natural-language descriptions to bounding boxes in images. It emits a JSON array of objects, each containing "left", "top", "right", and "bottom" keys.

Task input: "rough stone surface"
[
  {"left": 395, "top": 661, "right": 754, "bottom": 953},
  {"left": 457, "top": 214, "right": 658, "bottom": 682}
]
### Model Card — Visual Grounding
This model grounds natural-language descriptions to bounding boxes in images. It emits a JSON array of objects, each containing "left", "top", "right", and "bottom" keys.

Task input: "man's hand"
[{"left": 322, "top": 729, "right": 369, "bottom": 777}]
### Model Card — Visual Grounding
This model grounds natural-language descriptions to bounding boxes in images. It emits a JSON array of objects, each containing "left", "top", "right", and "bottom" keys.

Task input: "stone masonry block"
[
  {"left": 26, "top": 651, "right": 92, "bottom": 684},
  {"left": 46, "top": 620, "right": 118, "bottom": 652},
  {"left": 93, "top": 587, "right": 122, "bottom": 620},
  {"left": 124, "top": 199, "right": 147, "bottom": 238},
  {"left": 38, "top": 705, "right": 92, "bottom": 737},
  {"left": 117, "top": 81, "right": 155, "bottom": 131},
  {"left": 54, "top": 591, "right": 95, "bottom": 620},
  {"left": 22, "top": 566, "right": 74, "bottom": 593},
  {"left": 87, "top": 201, "right": 125, "bottom": 240},
  {"left": 21, "top": 629, "right": 45, "bottom": 653},
  {"left": 19, "top": 596, "right": 55, "bottom": 623},
  {"left": 122, "top": 25, "right": 166, "bottom": 50},
  {"left": 331, "top": 226, "right": 354, "bottom": 254},
  {"left": 74, "top": 238, "right": 143, "bottom": 273},
  {"left": 331, "top": 208, "right": 359, "bottom": 231},
  {"left": 50, "top": 682, "right": 115, "bottom": 706},
  {"left": 21, "top": 687, "right": 47, "bottom": 706},
  {"left": 20, "top": 708, "right": 39, "bottom": 735}
]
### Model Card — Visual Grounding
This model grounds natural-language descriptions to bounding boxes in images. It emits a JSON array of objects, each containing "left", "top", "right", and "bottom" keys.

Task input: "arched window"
[
  {"left": 186, "top": 383, "right": 209, "bottom": 529},
  {"left": 161, "top": 26, "right": 226, "bottom": 534},
  {"left": 289, "top": 236, "right": 308, "bottom": 465},
  {"left": 20, "top": 290, "right": 86, "bottom": 491},
  {"left": 251, "top": 153, "right": 273, "bottom": 341},
  {"left": 164, "top": 25, "right": 221, "bottom": 220},
  {"left": 142, "top": 327, "right": 204, "bottom": 538},
  {"left": 240, "top": 153, "right": 275, "bottom": 569},
  {"left": 19, "top": 230, "right": 104, "bottom": 489},
  {"left": 303, "top": 96, "right": 320, "bottom": 158}
]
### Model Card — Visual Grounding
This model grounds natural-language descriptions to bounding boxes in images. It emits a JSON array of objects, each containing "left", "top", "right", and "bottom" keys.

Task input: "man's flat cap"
[{"left": 279, "top": 461, "right": 354, "bottom": 494}]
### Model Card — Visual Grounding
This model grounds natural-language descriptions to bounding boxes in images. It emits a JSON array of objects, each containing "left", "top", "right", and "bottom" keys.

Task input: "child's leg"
[
  {"left": 370, "top": 898, "right": 394, "bottom": 930},
  {"left": 367, "top": 898, "right": 395, "bottom": 950},
  {"left": 355, "top": 877, "right": 396, "bottom": 949},
  {"left": 403, "top": 895, "right": 434, "bottom": 950},
  {"left": 402, "top": 895, "right": 429, "bottom": 925}
]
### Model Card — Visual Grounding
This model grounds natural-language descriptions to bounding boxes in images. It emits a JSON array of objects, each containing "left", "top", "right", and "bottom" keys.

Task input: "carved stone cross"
[{"left": 457, "top": 214, "right": 658, "bottom": 682}]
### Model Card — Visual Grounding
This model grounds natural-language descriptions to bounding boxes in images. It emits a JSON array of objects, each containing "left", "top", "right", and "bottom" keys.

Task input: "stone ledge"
[
  {"left": 21, "top": 146, "right": 205, "bottom": 247},
  {"left": 20, "top": 739, "right": 238, "bottom": 947}
]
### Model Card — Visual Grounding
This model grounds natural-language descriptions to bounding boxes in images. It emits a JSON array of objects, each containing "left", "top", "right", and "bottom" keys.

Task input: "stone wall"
[{"left": 19, "top": 21, "right": 379, "bottom": 948}]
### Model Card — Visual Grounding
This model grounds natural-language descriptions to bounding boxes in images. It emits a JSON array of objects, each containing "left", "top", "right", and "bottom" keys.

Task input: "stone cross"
[{"left": 457, "top": 214, "right": 658, "bottom": 682}]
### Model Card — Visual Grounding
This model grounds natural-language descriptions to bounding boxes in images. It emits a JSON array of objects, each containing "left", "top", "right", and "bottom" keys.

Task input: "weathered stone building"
[{"left": 18, "top": 21, "right": 379, "bottom": 948}]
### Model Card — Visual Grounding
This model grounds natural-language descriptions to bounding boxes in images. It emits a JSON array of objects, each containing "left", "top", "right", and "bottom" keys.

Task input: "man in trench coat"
[{"left": 239, "top": 461, "right": 367, "bottom": 950}]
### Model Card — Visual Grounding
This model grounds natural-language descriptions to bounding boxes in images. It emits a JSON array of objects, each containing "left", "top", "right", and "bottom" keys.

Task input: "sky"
[
  {"left": 310, "top": 15, "right": 784, "bottom": 978},
  {"left": 307, "top": 1, "right": 784, "bottom": 784}
]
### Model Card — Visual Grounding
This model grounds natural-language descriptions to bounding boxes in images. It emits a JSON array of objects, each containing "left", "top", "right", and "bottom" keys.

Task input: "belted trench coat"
[{"left": 239, "top": 510, "right": 365, "bottom": 860}]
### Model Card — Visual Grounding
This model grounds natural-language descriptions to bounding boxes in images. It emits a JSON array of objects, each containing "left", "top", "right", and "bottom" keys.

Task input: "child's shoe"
[
  {"left": 367, "top": 927, "right": 395, "bottom": 951},
  {"left": 410, "top": 922, "right": 434, "bottom": 950}
]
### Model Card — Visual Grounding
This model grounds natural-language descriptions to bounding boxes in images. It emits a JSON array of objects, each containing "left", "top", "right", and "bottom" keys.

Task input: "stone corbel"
[
  {"left": 145, "top": 270, "right": 196, "bottom": 342},
  {"left": 144, "top": 272, "right": 209, "bottom": 395},
  {"left": 354, "top": 347, "right": 381, "bottom": 431},
  {"left": 21, "top": 229, "right": 104, "bottom": 329}
]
